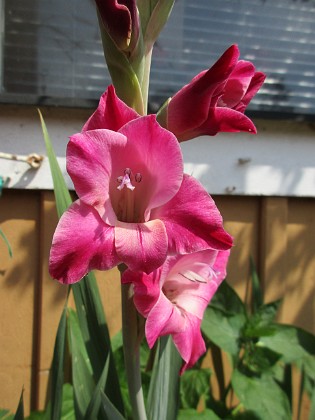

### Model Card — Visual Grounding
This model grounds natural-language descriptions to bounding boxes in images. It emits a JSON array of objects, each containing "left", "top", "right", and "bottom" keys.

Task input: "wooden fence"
[{"left": 0, "top": 189, "right": 314, "bottom": 417}]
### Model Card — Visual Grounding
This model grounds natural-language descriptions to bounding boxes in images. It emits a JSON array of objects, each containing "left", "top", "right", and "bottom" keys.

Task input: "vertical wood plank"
[
  {"left": 283, "top": 198, "right": 315, "bottom": 334},
  {"left": 214, "top": 196, "right": 260, "bottom": 300},
  {"left": 259, "top": 197, "right": 288, "bottom": 304},
  {"left": 0, "top": 190, "right": 40, "bottom": 415}
]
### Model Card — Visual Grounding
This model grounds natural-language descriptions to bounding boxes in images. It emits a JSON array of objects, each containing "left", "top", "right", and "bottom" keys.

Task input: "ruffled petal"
[
  {"left": 172, "top": 315, "right": 206, "bottom": 374},
  {"left": 151, "top": 174, "right": 233, "bottom": 254},
  {"left": 145, "top": 291, "right": 187, "bottom": 348},
  {"left": 213, "top": 249, "right": 230, "bottom": 285},
  {"left": 67, "top": 129, "right": 127, "bottom": 223},
  {"left": 123, "top": 270, "right": 161, "bottom": 317},
  {"left": 235, "top": 72, "right": 266, "bottom": 113},
  {"left": 49, "top": 200, "right": 119, "bottom": 284},
  {"left": 211, "top": 107, "right": 257, "bottom": 134},
  {"left": 82, "top": 85, "right": 139, "bottom": 132},
  {"left": 219, "top": 60, "right": 256, "bottom": 108},
  {"left": 114, "top": 219, "right": 168, "bottom": 273}
]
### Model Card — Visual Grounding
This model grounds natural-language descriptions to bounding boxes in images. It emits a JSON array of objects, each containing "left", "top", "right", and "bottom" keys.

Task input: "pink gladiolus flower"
[
  {"left": 49, "top": 113, "right": 232, "bottom": 284},
  {"left": 123, "top": 249, "right": 230, "bottom": 374},
  {"left": 159, "top": 44, "right": 266, "bottom": 142},
  {"left": 95, "top": 0, "right": 139, "bottom": 53}
]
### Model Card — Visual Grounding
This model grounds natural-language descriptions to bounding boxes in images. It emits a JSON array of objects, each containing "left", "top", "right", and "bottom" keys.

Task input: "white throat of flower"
[{"left": 116, "top": 168, "right": 142, "bottom": 223}]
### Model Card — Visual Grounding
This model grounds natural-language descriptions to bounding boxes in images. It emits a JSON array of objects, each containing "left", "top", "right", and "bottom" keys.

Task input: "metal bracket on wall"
[{"left": 0, "top": 152, "right": 44, "bottom": 169}]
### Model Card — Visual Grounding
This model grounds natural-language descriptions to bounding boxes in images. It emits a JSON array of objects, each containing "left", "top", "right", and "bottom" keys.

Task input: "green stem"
[
  {"left": 141, "top": 47, "right": 153, "bottom": 114},
  {"left": 120, "top": 273, "right": 147, "bottom": 420}
]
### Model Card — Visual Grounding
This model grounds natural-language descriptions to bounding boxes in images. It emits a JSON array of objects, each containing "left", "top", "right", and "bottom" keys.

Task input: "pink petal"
[
  {"left": 162, "top": 250, "right": 221, "bottom": 319},
  {"left": 82, "top": 85, "right": 139, "bottom": 132},
  {"left": 211, "top": 107, "right": 257, "bottom": 134},
  {"left": 67, "top": 129, "right": 127, "bottom": 223},
  {"left": 219, "top": 60, "right": 256, "bottom": 108},
  {"left": 122, "top": 270, "right": 161, "bottom": 317},
  {"left": 151, "top": 174, "right": 233, "bottom": 254},
  {"left": 116, "top": 116, "right": 183, "bottom": 217},
  {"left": 49, "top": 200, "right": 119, "bottom": 284},
  {"left": 172, "top": 316, "right": 206, "bottom": 374},
  {"left": 235, "top": 71, "right": 266, "bottom": 113},
  {"left": 145, "top": 292, "right": 187, "bottom": 348},
  {"left": 213, "top": 250, "right": 230, "bottom": 285},
  {"left": 114, "top": 219, "right": 168, "bottom": 273}
]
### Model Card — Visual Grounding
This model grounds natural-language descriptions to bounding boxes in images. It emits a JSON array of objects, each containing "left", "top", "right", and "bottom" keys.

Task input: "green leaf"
[
  {"left": 177, "top": 408, "right": 220, "bottom": 420},
  {"left": 0, "top": 409, "right": 14, "bottom": 420},
  {"left": 13, "top": 389, "right": 24, "bottom": 420},
  {"left": 71, "top": 276, "right": 124, "bottom": 415},
  {"left": 202, "top": 307, "right": 245, "bottom": 358},
  {"left": 100, "top": 393, "right": 125, "bottom": 420},
  {"left": 243, "top": 300, "right": 281, "bottom": 338},
  {"left": 38, "top": 109, "right": 72, "bottom": 218},
  {"left": 249, "top": 257, "right": 263, "bottom": 312},
  {"left": 231, "top": 370, "right": 291, "bottom": 419},
  {"left": 147, "top": 336, "right": 182, "bottom": 420},
  {"left": 143, "top": 0, "right": 176, "bottom": 46},
  {"left": 67, "top": 309, "right": 95, "bottom": 419},
  {"left": 0, "top": 228, "right": 12, "bottom": 257},
  {"left": 309, "top": 384, "right": 315, "bottom": 420},
  {"left": 60, "top": 384, "right": 75, "bottom": 420},
  {"left": 243, "top": 346, "right": 281, "bottom": 374},
  {"left": 201, "top": 281, "right": 247, "bottom": 358},
  {"left": 180, "top": 368, "right": 211, "bottom": 409},
  {"left": 48, "top": 305, "right": 68, "bottom": 420},
  {"left": 211, "top": 281, "right": 246, "bottom": 317},
  {"left": 84, "top": 356, "right": 110, "bottom": 420},
  {"left": 258, "top": 324, "right": 315, "bottom": 363}
]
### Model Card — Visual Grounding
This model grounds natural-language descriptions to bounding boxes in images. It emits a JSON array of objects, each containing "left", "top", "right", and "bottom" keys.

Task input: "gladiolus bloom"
[
  {"left": 123, "top": 249, "right": 230, "bottom": 373},
  {"left": 95, "top": 0, "right": 139, "bottom": 53},
  {"left": 158, "top": 44, "right": 265, "bottom": 142},
  {"left": 49, "top": 114, "right": 232, "bottom": 284}
]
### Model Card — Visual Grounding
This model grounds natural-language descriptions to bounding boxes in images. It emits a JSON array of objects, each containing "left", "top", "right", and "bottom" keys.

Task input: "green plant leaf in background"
[
  {"left": 177, "top": 408, "right": 220, "bottom": 420},
  {"left": 67, "top": 309, "right": 95, "bottom": 419},
  {"left": 231, "top": 369, "right": 291, "bottom": 419},
  {"left": 100, "top": 392, "right": 125, "bottom": 420},
  {"left": 0, "top": 409, "right": 14, "bottom": 420},
  {"left": 258, "top": 324, "right": 315, "bottom": 363},
  {"left": 243, "top": 300, "right": 281, "bottom": 338},
  {"left": 47, "top": 305, "right": 68, "bottom": 420},
  {"left": 180, "top": 368, "right": 211, "bottom": 410},
  {"left": 13, "top": 389, "right": 24, "bottom": 420},
  {"left": 0, "top": 228, "right": 12, "bottom": 257},
  {"left": 83, "top": 355, "right": 110, "bottom": 420},
  {"left": 38, "top": 110, "right": 72, "bottom": 219},
  {"left": 202, "top": 281, "right": 247, "bottom": 359},
  {"left": 249, "top": 257, "right": 263, "bottom": 313},
  {"left": 147, "top": 336, "right": 182, "bottom": 420}
]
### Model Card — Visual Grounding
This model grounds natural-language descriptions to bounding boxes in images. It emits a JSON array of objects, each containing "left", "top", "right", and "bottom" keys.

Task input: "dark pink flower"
[
  {"left": 158, "top": 45, "right": 265, "bottom": 142},
  {"left": 49, "top": 113, "right": 232, "bottom": 284},
  {"left": 123, "top": 249, "right": 230, "bottom": 373},
  {"left": 95, "top": 0, "right": 139, "bottom": 53}
]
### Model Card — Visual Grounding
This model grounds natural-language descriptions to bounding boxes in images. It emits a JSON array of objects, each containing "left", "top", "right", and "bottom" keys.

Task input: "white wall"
[{"left": 0, "top": 104, "right": 314, "bottom": 197}]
